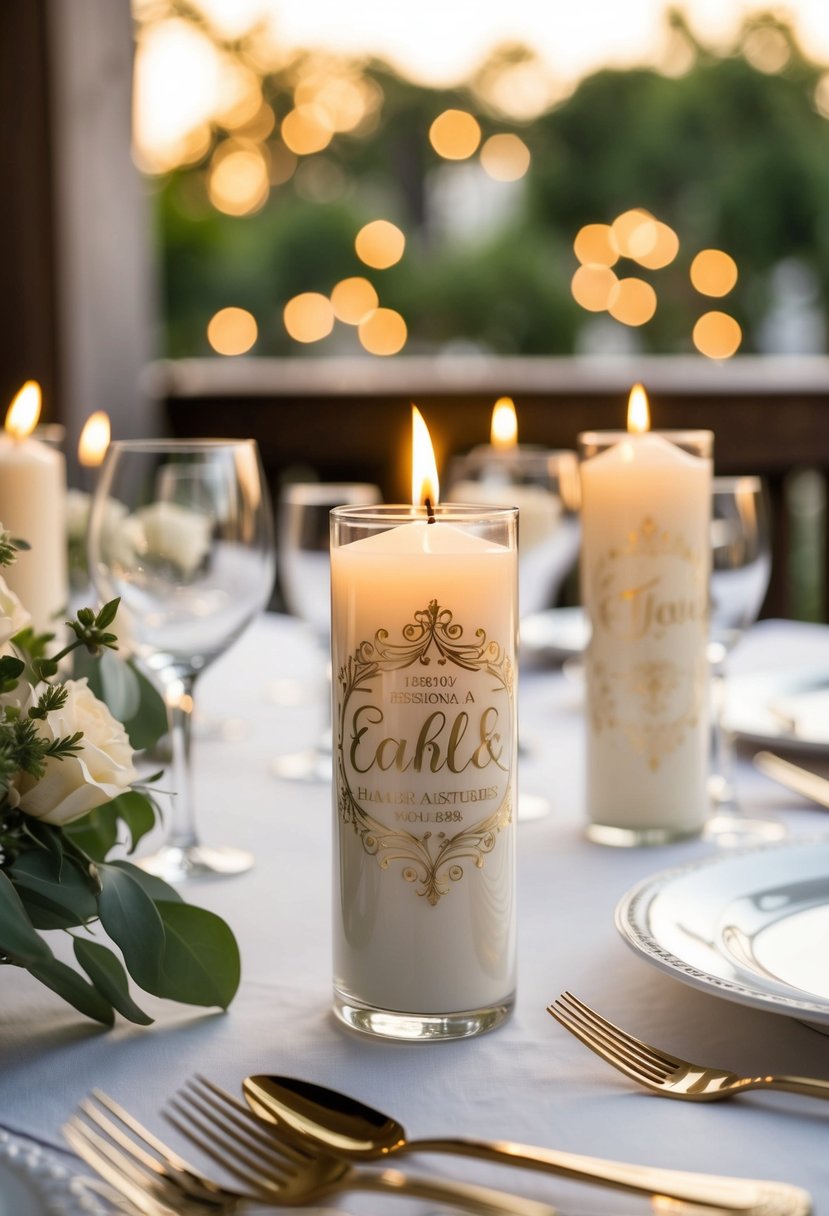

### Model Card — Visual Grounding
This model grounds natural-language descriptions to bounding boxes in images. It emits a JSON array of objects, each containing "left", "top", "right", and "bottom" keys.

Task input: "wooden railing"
[{"left": 154, "top": 354, "right": 829, "bottom": 621}]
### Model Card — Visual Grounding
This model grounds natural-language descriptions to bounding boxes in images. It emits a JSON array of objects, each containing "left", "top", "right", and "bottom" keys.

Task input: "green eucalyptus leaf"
[
  {"left": 108, "top": 859, "right": 182, "bottom": 904},
  {"left": 9, "top": 849, "right": 97, "bottom": 923},
  {"left": 73, "top": 938, "right": 153, "bottom": 1026},
  {"left": 152, "top": 901, "right": 240, "bottom": 1010},
  {"left": 98, "top": 650, "right": 141, "bottom": 723},
  {"left": 0, "top": 870, "right": 54, "bottom": 964},
  {"left": 28, "top": 956, "right": 114, "bottom": 1026},
  {"left": 107, "top": 790, "right": 156, "bottom": 853},
  {"left": 17, "top": 886, "right": 89, "bottom": 931},
  {"left": 63, "top": 807, "right": 118, "bottom": 863},
  {"left": 24, "top": 818, "right": 65, "bottom": 865},
  {"left": 97, "top": 864, "right": 165, "bottom": 990}
]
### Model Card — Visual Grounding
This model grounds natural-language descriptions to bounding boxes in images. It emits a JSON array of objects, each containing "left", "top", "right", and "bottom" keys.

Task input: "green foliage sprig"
[{"left": 0, "top": 530, "right": 240, "bottom": 1025}]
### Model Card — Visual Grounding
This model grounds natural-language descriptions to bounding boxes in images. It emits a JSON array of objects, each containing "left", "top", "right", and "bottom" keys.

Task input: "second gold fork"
[{"left": 548, "top": 990, "right": 829, "bottom": 1102}]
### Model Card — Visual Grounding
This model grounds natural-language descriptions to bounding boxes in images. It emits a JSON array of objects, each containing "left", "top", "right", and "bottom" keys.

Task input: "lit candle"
[
  {"left": 329, "top": 406, "right": 518, "bottom": 1040},
  {"left": 579, "top": 386, "right": 712, "bottom": 845},
  {"left": 448, "top": 397, "right": 580, "bottom": 615},
  {"left": 0, "top": 382, "right": 68, "bottom": 632},
  {"left": 77, "top": 410, "right": 111, "bottom": 484}
]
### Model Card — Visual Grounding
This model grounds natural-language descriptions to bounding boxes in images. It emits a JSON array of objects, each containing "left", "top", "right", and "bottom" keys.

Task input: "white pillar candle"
[
  {"left": 0, "top": 383, "right": 68, "bottom": 633},
  {"left": 330, "top": 411, "right": 518, "bottom": 1041},
  {"left": 579, "top": 389, "right": 712, "bottom": 845}
]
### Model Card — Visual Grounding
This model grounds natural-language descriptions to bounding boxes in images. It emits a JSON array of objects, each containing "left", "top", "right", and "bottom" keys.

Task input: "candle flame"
[
  {"left": 490, "top": 396, "right": 518, "bottom": 449},
  {"left": 6, "top": 380, "right": 42, "bottom": 440},
  {"left": 78, "top": 410, "right": 111, "bottom": 467},
  {"left": 627, "top": 383, "right": 650, "bottom": 434},
  {"left": 411, "top": 405, "right": 439, "bottom": 508}
]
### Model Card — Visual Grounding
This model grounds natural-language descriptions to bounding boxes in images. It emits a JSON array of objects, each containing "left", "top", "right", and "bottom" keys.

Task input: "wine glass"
[
  {"left": 271, "top": 481, "right": 381, "bottom": 782},
  {"left": 705, "top": 474, "right": 785, "bottom": 845},
  {"left": 446, "top": 447, "right": 581, "bottom": 618},
  {"left": 87, "top": 439, "right": 276, "bottom": 881},
  {"left": 446, "top": 447, "right": 581, "bottom": 820}
]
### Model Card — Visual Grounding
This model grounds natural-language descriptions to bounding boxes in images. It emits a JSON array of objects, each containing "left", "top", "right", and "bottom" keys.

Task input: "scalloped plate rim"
[{"left": 614, "top": 834, "right": 829, "bottom": 1025}]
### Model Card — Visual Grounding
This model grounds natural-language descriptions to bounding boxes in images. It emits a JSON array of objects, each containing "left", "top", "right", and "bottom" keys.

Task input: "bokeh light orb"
[
  {"left": 429, "top": 109, "right": 482, "bottom": 160},
  {"left": 283, "top": 292, "right": 335, "bottom": 343},
  {"left": 207, "top": 307, "right": 258, "bottom": 355},
  {"left": 358, "top": 308, "right": 408, "bottom": 355},
  {"left": 693, "top": 311, "right": 742, "bottom": 359},
  {"left": 355, "top": 220, "right": 406, "bottom": 269}
]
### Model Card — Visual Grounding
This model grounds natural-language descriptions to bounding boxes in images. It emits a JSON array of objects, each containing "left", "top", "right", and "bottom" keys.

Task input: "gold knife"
[{"left": 753, "top": 750, "right": 829, "bottom": 808}]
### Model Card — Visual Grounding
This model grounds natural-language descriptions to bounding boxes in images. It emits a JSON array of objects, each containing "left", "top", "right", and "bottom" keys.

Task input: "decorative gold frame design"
[{"left": 336, "top": 600, "right": 514, "bottom": 905}]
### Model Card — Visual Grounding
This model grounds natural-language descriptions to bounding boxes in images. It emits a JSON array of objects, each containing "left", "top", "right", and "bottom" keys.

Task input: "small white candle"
[
  {"left": 0, "top": 382, "right": 68, "bottom": 633},
  {"left": 579, "top": 385, "right": 712, "bottom": 844},
  {"left": 330, "top": 407, "right": 518, "bottom": 1039}
]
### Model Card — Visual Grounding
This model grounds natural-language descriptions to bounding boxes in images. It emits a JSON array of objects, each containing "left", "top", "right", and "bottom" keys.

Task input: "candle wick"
[{"left": 424, "top": 497, "right": 436, "bottom": 524}]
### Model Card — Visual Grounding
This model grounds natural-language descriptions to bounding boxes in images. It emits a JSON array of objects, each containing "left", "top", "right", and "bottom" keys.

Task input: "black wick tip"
[{"left": 424, "top": 497, "right": 436, "bottom": 524}]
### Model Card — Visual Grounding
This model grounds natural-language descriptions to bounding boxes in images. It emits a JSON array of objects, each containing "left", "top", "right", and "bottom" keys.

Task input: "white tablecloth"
[{"left": 1, "top": 614, "right": 828, "bottom": 1213}]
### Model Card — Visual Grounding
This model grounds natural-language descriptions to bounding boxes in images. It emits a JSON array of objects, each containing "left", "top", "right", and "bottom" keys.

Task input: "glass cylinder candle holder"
[
  {"left": 330, "top": 503, "right": 518, "bottom": 1041},
  {"left": 578, "top": 427, "right": 713, "bottom": 846}
]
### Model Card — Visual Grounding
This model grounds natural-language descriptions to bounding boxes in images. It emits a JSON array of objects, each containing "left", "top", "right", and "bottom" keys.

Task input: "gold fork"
[
  {"left": 64, "top": 1085, "right": 558, "bottom": 1216},
  {"left": 166, "top": 1076, "right": 559, "bottom": 1216},
  {"left": 548, "top": 991, "right": 829, "bottom": 1102}
]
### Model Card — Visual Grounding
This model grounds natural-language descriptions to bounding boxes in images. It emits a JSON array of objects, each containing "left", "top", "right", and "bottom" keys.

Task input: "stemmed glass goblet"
[
  {"left": 271, "top": 481, "right": 381, "bottom": 782},
  {"left": 87, "top": 439, "right": 275, "bottom": 881},
  {"left": 705, "top": 474, "right": 785, "bottom": 845}
]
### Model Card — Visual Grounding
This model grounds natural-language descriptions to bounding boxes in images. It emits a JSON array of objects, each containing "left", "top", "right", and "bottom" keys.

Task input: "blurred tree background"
[{"left": 135, "top": 4, "right": 829, "bottom": 361}]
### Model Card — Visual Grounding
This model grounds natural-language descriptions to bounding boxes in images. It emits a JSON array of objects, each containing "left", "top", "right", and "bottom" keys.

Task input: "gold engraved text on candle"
[
  {"left": 336, "top": 599, "right": 513, "bottom": 906},
  {"left": 588, "top": 517, "right": 707, "bottom": 771}
]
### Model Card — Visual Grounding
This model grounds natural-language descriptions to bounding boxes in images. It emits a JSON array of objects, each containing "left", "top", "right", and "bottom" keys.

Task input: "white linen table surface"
[{"left": 1, "top": 614, "right": 828, "bottom": 1213}]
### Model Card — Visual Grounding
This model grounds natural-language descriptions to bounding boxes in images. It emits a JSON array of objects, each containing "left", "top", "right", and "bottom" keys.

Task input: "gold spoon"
[{"left": 243, "top": 1074, "right": 810, "bottom": 1214}]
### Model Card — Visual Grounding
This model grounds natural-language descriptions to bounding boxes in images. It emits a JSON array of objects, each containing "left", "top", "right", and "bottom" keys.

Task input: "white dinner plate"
[
  {"left": 520, "top": 607, "right": 589, "bottom": 663},
  {"left": 615, "top": 836, "right": 829, "bottom": 1026},
  {"left": 0, "top": 1129, "right": 106, "bottom": 1216},
  {"left": 724, "top": 665, "right": 829, "bottom": 755}
]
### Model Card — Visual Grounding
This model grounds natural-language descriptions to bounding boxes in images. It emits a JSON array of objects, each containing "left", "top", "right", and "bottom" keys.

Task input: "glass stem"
[
  {"left": 165, "top": 674, "right": 200, "bottom": 851},
  {"left": 709, "top": 646, "right": 739, "bottom": 811}
]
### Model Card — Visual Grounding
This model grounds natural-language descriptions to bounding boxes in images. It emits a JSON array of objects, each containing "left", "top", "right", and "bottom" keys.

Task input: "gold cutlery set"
[
  {"left": 66, "top": 1064, "right": 816, "bottom": 1216},
  {"left": 68, "top": 753, "right": 829, "bottom": 1214}
]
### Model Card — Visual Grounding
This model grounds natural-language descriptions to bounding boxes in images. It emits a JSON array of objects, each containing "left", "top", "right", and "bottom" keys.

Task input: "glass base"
[
  {"left": 704, "top": 812, "right": 788, "bottom": 848},
  {"left": 586, "top": 821, "right": 703, "bottom": 847},
  {"left": 333, "top": 987, "right": 514, "bottom": 1041},
  {"left": 137, "top": 843, "right": 254, "bottom": 882}
]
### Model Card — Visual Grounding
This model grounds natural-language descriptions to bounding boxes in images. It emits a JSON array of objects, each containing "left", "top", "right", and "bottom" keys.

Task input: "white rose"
[
  {"left": 131, "top": 501, "right": 212, "bottom": 578},
  {"left": 17, "top": 678, "right": 137, "bottom": 826},
  {"left": 0, "top": 573, "right": 31, "bottom": 650}
]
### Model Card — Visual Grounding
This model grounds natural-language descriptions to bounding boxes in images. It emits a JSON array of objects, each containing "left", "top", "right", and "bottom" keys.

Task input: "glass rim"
[
  {"left": 105, "top": 438, "right": 257, "bottom": 453},
  {"left": 457, "top": 444, "right": 577, "bottom": 459},
  {"left": 330, "top": 502, "right": 519, "bottom": 523},
  {"left": 280, "top": 481, "right": 381, "bottom": 504},
  {"left": 712, "top": 474, "right": 765, "bottom": 491}
]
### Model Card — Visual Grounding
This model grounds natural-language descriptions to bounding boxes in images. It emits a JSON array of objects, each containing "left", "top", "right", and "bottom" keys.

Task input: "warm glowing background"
[{"left": 131, "top": 0, "right": 829, "bottom": 363}]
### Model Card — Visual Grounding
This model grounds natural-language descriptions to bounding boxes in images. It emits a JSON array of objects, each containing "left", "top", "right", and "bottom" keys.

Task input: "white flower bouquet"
[{"left": 0, "top": 529, "right": 240, "bottom": 1025}]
